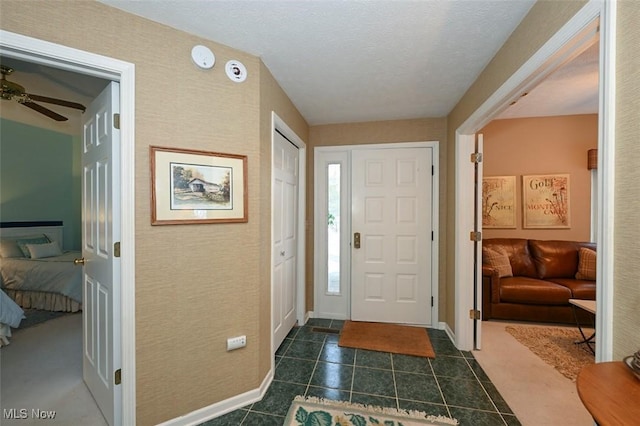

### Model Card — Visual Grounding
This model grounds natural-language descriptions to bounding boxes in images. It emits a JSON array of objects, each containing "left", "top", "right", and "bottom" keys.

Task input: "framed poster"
[
  {"left": 482, "top": 176, "right": 516, "bottom": 228},
  {"left": 522, "top": 174, "right": 570, "bottom": 228},
  {"left": 150, "top": 146, "right": 248, "bottom": 225}
]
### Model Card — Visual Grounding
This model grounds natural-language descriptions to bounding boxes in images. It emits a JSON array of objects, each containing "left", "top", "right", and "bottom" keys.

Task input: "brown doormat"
[{"left": 339, "top": 321, "right": 435, "bottom": 358}]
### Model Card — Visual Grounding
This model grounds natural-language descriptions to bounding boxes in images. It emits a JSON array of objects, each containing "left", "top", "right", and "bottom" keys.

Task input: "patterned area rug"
[
  {"left": 339, "top": 321, "right": 435, "bottom": 358},
  {"left": 505, "top": 325, "right": 594, "bottom": 381},
  {"left": 285, "top": 396, "right": 458, "bottom": 426}
]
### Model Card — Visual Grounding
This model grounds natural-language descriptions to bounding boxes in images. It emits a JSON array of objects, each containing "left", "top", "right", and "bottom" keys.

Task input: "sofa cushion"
[
  {"left": 483, "top": 239, "right": 537, "bottom": 278},
  {"left": 547, "top": 278, "right": 596, "bottom": 300},
  {"left": 499, "top": 276, "right": 572, "bottom": 305},
  {"left": 529, "top": 240, "right": 596, "bottom": 279},
  {"left": 482, "top": 247, "right": 512, "bottom": 277},
  {"left": 575, "top": 247, "right": 597, "bottom": 280}
]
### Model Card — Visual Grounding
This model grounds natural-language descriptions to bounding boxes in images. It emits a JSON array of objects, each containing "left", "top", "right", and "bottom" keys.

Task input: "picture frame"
[
  {"left": 482, "top": 175, "right": 516, "bottom": 228},
  {"left": 150, "top": 146, "right": 248, "bottom": 225},
  {"left": 522, "top": 174, "right": 570, "bottom": 229}
]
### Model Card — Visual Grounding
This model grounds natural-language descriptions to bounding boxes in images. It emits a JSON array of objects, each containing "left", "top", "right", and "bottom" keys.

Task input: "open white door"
[
  {"left": 351, "top": 147, "right": 433, "bottom": 325},
  {"left": 272, "top": 131, "right": 299, "bottom": 351},
  {"left": 82, "top": 81, "right": 121, "bottom": 426},
  {"left": 473, "top": 134, "right": 484, "bottom": 350}
]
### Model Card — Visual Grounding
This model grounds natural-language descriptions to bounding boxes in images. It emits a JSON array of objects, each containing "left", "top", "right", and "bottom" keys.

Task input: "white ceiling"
[{"left": 1, "top": 1, "right": 599, "bottom": 127}]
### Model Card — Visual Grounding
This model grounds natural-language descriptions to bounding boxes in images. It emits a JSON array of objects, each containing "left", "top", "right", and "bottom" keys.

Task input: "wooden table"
[
  {"left": 569, "top": 298, "right": 596, "bottom": 354},
  {"left": 577, "top": 361, "right": 640, "bottom": 425}
]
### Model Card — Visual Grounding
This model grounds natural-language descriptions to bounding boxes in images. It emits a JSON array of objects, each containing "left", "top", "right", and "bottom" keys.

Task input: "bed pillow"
[
  {"left": 15, "top": 235, "right": 51, "bottom": 258},
  {"left": 575, "top": 247, "right": 597, "bottom": 280},
  {"left": 0, "top": 240, "right": 24, "bottom": 258},
  {"left": 483, "top": 247, "right": 513, "bottom": 278},
  {"left": 26, "top": 241, "right": 63, "bottom": 259}
]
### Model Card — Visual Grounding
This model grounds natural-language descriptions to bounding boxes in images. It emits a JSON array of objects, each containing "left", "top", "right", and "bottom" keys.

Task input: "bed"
[
  {"left": 0, "top": 288, "right": 25, "bottom": 346},
  {"left": 0, "top": 221, "right": 82, "bottom": 313}
]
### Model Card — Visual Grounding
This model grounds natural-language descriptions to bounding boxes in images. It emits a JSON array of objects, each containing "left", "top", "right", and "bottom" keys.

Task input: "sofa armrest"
[{"left": 482, "top": 265, "right": 501, "bottom": 304}]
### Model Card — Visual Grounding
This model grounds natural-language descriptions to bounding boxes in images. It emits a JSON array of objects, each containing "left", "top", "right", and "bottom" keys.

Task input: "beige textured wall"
[
  {"left": 259, "top": 62, "right": 309, "bottom": 377},
  {"left": 308, "top": 118, "right": 448, "bottom": 316},
  {"left": 481, "top": 115, "right": 597, "bottom": 241},
  {"left": 0, "top": 1, "right": 303, "bottom": 424},
  {"left": 445, "top": 0, "right": 587, "bottom": 331},
  {"left": 613, "top": 1, "right": 640, "bottom": 360}
]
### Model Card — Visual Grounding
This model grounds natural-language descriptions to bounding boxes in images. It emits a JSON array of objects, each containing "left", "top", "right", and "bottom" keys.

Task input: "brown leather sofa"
[{"left": 482, "top": 238, "right": 596, "bottom": 324}]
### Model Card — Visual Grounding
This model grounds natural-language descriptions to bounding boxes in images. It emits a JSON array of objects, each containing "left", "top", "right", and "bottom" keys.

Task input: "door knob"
[
  {"left": 280, "top": 251, "right": 285, "bottom": 256},
  {"left": 74, "top": 257, "right": 85, "bottom": 265}
]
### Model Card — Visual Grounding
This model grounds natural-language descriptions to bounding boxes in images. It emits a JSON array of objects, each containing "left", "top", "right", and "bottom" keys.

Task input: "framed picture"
[
  {"left": 150, "top": 146, "right": 248, "bottom": 225},
  {"left": 522, "top": 174, "right": 570, "bottom": 228},
  {"left": 482, "top": 176, "right": 516, "bottom": 228}
]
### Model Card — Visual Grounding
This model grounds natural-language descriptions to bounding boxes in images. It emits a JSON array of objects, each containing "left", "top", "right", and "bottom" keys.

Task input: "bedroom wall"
[
  {"left": 0, "top": 1, "right": 307, "bottom": 424},
  {"left": 307, "top": 118, "right": 447, "bottom": 315},
  {"left": 0, "top": 118, "right": 80, "bottom": 250},
  {"left": 480, "top": 114, "right": 597, "bottom": 242}
]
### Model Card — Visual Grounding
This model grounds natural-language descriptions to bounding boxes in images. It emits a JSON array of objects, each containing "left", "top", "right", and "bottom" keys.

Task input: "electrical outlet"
[{"left": 226, "top": 335, "right": 247, "bottom": 351}]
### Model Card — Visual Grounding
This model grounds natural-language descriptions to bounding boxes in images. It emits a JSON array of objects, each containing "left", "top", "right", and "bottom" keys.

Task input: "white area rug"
[{"left": 285, "top": 396, "right": 458, "bottom": 426}]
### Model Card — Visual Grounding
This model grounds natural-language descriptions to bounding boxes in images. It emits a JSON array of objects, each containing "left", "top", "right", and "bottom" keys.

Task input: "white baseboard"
[
  {"left": 442, "top": 322, "right": 457, "bottom": 346},
  {"left": 157, "top": 369, "right": 274, "bottom": 426}
]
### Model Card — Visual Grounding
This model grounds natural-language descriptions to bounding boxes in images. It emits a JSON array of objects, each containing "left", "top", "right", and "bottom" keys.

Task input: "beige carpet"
[
  {"left": 338, "top": 321, "right": 435, "bottom": 358},
  {"left": 505, "top": 324, "right": 594, "bottom": 381}
]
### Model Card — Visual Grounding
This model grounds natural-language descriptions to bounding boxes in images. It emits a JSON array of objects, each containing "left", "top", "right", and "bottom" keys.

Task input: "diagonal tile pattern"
[{"left": 201, "top": 319, "right": 520, "bottom": 426}]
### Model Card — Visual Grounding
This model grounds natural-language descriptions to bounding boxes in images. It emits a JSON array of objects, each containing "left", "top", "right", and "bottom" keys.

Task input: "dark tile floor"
[{"left": 202, "top": 319, "right": 520, "bottom": 426}]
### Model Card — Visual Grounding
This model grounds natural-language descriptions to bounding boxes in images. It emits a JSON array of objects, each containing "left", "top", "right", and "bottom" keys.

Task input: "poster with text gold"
[
  {"left": 522, "top": 174, "right": 570, "bottom": 228},
  {"left": 482, "top": 176, "right": 516, "bottom": 228}
]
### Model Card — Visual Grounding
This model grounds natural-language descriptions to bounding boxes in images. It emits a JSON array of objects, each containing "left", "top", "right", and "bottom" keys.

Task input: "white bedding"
[
  {"left": 0, "top": 251, "right": 83, "bottom": 303},
  {"left": 0, "top": 289, "right": 25, "bottom": 346}
]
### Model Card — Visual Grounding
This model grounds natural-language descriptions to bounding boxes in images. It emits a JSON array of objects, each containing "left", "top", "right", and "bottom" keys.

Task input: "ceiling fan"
[{"left": 0, "top": 65, "right": 86, "bottom": 121}]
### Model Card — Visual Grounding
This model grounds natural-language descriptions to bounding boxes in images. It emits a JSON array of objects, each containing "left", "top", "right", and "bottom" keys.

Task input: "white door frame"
[
  {"left": 454, "top": 0, "right": 615, "bottom": 362},
  {"left": 313, "top": 142, "right": 439, "bottom": 327},
  {"left": 0, "top": 30, "right": 136, "bottom": 423},
  {"left": 271, "top": 112, "right": 306, "bottom": 357}
]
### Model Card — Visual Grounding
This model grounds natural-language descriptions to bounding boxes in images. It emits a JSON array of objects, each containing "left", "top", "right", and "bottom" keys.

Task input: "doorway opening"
[
  {"left": 453, "top": 0, "right": 615, "bottom": 362},
  {"left": 0, "top": 30, "right": 136, "bottom": 425}
]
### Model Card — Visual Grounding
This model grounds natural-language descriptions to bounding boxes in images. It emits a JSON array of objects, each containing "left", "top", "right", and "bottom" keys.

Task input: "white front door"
[
  {"left": 351, "top": 147, "right": 433, "bottom": 325},
  {"left": 82, "top": 81, "right": 121, "bottom": 426},
  {"left": 272, "top": 131, "right": 299, "bottom": 351}
]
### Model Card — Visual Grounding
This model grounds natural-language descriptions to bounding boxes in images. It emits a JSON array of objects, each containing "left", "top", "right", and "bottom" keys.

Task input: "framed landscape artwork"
[
  {"left": 482, "top": 176, "right": 516, "bottom": 228},
  {"left": 150, "top": 146, "right": 248, "bottom": 225},
  {"left": 522, "top": 174, "right": 570, "bottom": 228}
]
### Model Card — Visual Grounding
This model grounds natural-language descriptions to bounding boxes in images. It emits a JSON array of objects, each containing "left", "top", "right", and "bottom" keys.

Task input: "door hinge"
[
  {"left": 470, "top": 152, "right": 482, "bottom": 163},
  {"left": 431, "top": 231, "right": 434, "bottom": 241},
  {"left": 113, "top": 113, "right": 120, "bottom": 130},
  {"left": 114, "top": 242, "right": 121, "bottom": 258},
  {"left": 432, "top": 165, "right": 434, "bottom": 175},
  {"left": 431, "top": 296, "right": 434, "bottom": 307},
  {"left": 469, "top": 231, "right": 482, "bottom": 242},
  {"left": 115, "top": 368, "right": 121, "bottom": 385},
  {"left": 469, "top": 309, "right": 481, "bottom": 320}
]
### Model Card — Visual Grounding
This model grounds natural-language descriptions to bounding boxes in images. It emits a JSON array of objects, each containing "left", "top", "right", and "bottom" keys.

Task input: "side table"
[
  {"left": 569, "top": 298, "right": 596, "bottom": 354},
  {"left": 577, "top": 361, "right": 640, "bottom": 425}
]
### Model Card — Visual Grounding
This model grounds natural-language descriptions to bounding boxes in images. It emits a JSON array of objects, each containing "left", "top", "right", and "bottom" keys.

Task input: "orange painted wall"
[{"left": 480, "top": 114, "right": 597, "bottom": 242}]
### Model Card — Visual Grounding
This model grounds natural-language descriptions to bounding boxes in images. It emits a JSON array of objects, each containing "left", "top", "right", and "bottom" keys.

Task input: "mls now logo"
[
  {"left": 3, "top": 409, "right": 27, "bottom": 419},
  {"left": 3, "top": 408, "right": 56, "bottom": 419}
]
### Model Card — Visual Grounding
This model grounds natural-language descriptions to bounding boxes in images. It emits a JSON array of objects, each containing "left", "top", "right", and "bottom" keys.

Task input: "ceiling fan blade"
[
  {"left": 27, "top": 93, "right": 86, "bottom": 112},
  {"left": 21, "top": 101, "right": 68, "bottom": 121}
]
